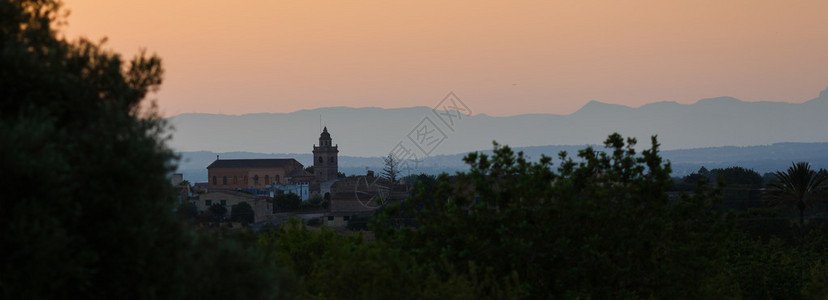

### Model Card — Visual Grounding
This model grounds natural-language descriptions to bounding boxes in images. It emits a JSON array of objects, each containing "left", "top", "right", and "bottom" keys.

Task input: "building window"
[
  {"left": 265, "top": 175, "right": 270, "bottom": 185},
  {"left": 220, "top": 200, "right": 227, "bottom": 206},
  {"left": 244, "top": 175, "right": 248, "bottom": 185},
  {"left": 327, "top": 216, "right": 334, "bottom": 221},
  {"left": 330, "top": 157, "right": 335, "bottom": 163},
  {"left": 222, "top": 176, "right": 227, "bottom": 185},
  {"left": 344, "top": 216, "right": 350, "bottom": 221},
  {"left": 274, "top": 175, "right": 280, "bottom": 183},
  {"left": 212, "top": 176, "right": 217, "bottom": 185},
  {"left": 253, "top": 175, "right": 259, "bottom": 185},
  {"left": 318, "top": 157, "right": 323, "bottom": 164},
  {"left": 205, "top": 200, "right": 212, "bottom": 206},
  {"left": 233, "top": 176, "right": 238, "bottom": 184}
]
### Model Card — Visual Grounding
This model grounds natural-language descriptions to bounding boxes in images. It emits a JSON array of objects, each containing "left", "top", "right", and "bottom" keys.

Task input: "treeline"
[{"left": 214, "top": 135, "right": 828, "bottom": 298}]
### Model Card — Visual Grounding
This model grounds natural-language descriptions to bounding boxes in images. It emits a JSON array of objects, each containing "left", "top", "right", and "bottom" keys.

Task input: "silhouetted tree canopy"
[
  {"left": 0, "top": 1, "right": 294, "bottom": 297},
  {"left": 230, "top": 201, "right": 255, "bottom": 224},
  {"left": 274, "top": 192, "right": 301, "bottom": 212},
  {"left": 374, "top": 134, "right": 732, "bottom": 298},
  {"left": 764, "top": 162, "right": 828, "bottom": 225},
  {"left": 382, "top": 153, "right": 399, "bottom": 182}
]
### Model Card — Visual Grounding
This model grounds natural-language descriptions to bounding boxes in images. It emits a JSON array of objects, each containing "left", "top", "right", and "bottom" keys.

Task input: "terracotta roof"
[
  {"left": 202, "top": 190, "right": 268, "bottom": 199},
  {"left": 206, "top": 159, "right": 300, "bottom": 169},
  {"left": 287, "top": 169, "right": 312, "bottom": 177}
]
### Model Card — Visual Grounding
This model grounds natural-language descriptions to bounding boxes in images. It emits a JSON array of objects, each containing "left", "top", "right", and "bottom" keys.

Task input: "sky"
[{"left": 63, "top": 0, "right": 828, "bottom": 117}]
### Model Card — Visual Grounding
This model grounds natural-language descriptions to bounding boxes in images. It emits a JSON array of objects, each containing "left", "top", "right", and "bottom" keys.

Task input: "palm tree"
[{"left": 763, "top": 162, "right": 828, "bottom": 225}]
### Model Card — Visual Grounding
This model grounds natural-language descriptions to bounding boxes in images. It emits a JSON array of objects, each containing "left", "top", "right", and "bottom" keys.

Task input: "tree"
[
  {"left": 230, "top": 202, "right": 255, "bottom": 224},
  {"left": 209, "top": 203, "right": 228, "bottom": 220},
  {"left": 304, "top": 166, "right": 314, "bottom": 174},
  {"left": 177, "top": 202, "right": 199, "bottom": 221},
  {"left": 0, "top": 2, "right": 295, "bottom": 297},
  {"left": 374, "top": 134, "right": 732, "bottom": 298},
  {"left": 764, "top": 162, "right": 828, "bottom": 225},
  {"left": 712, "top": 166, "right": 763, "bottom": 187},
  {"left": 382, "top": 153, "right": 399, "bottom": 182},
  {"left": 274, "top": 193, "right": 302, "bottom": 212},
  {"left": 683, "top": 167, "right": 711, "bottom": 184},
  {"left": 709, "top": 166, "right": 764, "bottom": 209}
]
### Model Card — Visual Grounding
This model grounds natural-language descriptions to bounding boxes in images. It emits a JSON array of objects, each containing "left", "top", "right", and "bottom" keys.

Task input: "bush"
[
  {"left": 274, "top": 193, "right": 301, "bottom": 212},
  {"left": 230, "top": 201, "right": 255, "bottom": 224}
]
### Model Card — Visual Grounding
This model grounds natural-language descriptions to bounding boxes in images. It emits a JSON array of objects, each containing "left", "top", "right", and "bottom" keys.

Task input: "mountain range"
[{"left": 167, "top": 87, "right": 828, "bottom": 158}]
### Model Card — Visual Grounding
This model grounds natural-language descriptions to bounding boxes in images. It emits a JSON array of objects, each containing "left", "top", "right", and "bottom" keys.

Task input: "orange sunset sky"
[{"left": 63, "top": 0, "right": 828, "bottom": 117}]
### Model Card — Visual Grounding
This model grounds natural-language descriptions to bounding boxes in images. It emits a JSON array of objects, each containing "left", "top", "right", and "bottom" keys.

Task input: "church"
[{"left": 205, "top": 127, "right": 339, "bottom": 195}]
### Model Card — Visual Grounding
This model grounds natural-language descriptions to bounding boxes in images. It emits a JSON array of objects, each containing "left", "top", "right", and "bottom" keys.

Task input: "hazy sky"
[{"left": 63, "top": 0, "right": 828, "bottom": 117}]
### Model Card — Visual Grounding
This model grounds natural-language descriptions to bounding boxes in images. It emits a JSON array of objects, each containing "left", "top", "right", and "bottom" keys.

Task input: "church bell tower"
[{"left": 313, "top": 127, "right": 339, "bottom": 182}]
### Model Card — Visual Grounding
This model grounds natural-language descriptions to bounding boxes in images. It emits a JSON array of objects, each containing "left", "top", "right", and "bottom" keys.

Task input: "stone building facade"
[
  {"left": 312, "top": 127, "right": 339, "bottom": 183},
  {"left": 198, "top": 190, "right": 272, "bottom": 223},
  {"left": 206, "top": 158, "right": 307, "bottom": 191},
  {"left": 204, "top": 128, "right": 339, "bottom": 196}
]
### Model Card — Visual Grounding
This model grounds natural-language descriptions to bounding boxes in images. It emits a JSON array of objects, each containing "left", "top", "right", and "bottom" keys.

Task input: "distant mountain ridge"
[{"left": 167, "top": 87, "right": 828, "bottom": 158}]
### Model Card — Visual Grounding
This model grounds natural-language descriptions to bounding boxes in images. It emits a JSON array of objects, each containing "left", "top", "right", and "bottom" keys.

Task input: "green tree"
[
  {"left": 0, "top": 1, "right": 295, "bottom": 297},
  {"left": 230, "top": 201, "right": 255, "bottom": 224},
  {"left": 274, "top": 193, "right": 301, "bottom": 212},
  {"left": 711, "top": 166, "right": 764, "bottom": 209},
  {"left": 712, "top": 166, "right": 763, "bottom": 186},
  {"left": 683, "top": 166, "right": 712, "bottom": 184},
  {"left": 177, "top": 202, "right": 199, "bottom": 222},
  {"left": 764, "top": 162, "right": 828, "bottom": 225},
  {"left": 258, "top": 219, "right": 508, "bottom": 298},
  {"left": 382, "top": 153, "right": 399, "bottom": 182},
  {"left": 209, "top": 203, "right": 228, "bottom": 220},
  {"left": 374, "top": 134, "right": 732, "bottom": 298}
]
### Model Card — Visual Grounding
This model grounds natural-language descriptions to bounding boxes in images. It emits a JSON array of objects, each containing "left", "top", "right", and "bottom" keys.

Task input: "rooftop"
[{"left": 206, "top": 158, "right": 300, "bottom": 169}]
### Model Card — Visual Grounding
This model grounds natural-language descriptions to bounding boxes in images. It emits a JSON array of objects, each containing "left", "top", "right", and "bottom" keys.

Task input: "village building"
[
  {"left": 197, "top": 190, "right": 272, "bottom": 223},
  {"left": 206, "top": 158, "right": 308, "bottom": 191},
  {"left": 199, "top": 128, "right": 340, "bottom": 222},
  {"left": 324, "top": 171, "right": 410, "bottom": 227},
  {"left": 197, "top": 126, "right": 415, "bottom": 226}
]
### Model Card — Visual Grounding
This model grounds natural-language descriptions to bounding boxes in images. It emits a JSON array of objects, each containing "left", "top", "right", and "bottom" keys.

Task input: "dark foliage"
[
  {"left": 230, "top": 201, "right": 255, "bottom": 224},
  {"left": 0, "top": 1, "right": 294, "bottom": 297},
  {"left": 274, "top": 192, "right": 301, "bottom": 212},
  {"left": 374, "top": 134, "right": 733, "bottom": 298}
]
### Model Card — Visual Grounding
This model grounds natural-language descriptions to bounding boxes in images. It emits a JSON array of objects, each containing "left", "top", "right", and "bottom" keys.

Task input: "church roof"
[
  {"left": 286, "top": 168, "right": 312, "bottom": 177},
  {"left": 319, "top": 126, "right": 331, "bottom": 140},
  {"left": 207, "top": 158, "right": 299, "bottom": 169}
]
